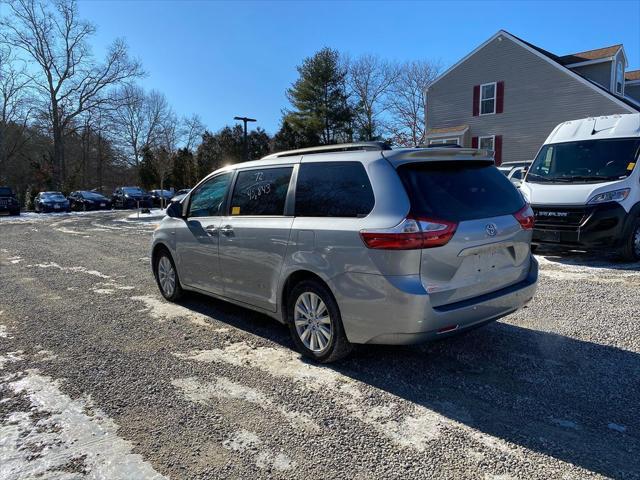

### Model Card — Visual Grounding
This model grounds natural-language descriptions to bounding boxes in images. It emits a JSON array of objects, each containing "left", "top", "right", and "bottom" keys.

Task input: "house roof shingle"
[
  {"left": 626, "top": 70, "right": 640, "bottom": 81},
  {"left": 558, "top": 45, "right": 622, "bottom": 65}
]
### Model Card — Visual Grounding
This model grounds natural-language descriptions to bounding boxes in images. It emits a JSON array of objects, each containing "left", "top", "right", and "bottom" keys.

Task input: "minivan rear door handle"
[
  {"left": 220, "top": 225, "right": 234, "bottom": 236},
  {"left": 204, "top": 225, "right": 219, "bottom": 236}
]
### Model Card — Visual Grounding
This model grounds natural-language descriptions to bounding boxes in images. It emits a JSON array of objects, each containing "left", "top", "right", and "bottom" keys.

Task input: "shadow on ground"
[{"left": 179, "top": 292, "right": 639, "bottom": 478}]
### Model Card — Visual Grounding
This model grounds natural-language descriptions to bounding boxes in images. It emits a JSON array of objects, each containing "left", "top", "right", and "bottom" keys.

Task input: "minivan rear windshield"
[
  {"left": 527, "top": 138, "right": 640, "bottom": 183},
  {"left": 397, "top": 162, "right": 524, "bottom": 222},
  {"left": 0, "top": 187, "right": 12, "bottom": 196}
]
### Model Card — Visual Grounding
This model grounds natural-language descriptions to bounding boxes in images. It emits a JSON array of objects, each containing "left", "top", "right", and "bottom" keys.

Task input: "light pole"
[{"left": 234, "top": 116, "right": 257, "bottom": 161}]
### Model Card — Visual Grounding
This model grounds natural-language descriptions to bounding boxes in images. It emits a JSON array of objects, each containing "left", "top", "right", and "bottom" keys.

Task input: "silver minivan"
[{"left": 151, "top": 143, "right": 538, "bottom": 362}]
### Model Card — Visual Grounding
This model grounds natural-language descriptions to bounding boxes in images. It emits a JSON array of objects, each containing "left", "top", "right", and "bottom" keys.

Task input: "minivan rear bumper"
[{"left": 331, "top": 256, "right": 538, "bottom": 345}]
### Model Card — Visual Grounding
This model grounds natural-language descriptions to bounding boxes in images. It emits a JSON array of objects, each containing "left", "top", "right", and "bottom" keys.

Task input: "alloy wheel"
[
  {"left": 294, "top": 292, "right": 332, "bottom": 353},
  {"left": 158, "top": 256, "right": 176, "bottom": 297}
]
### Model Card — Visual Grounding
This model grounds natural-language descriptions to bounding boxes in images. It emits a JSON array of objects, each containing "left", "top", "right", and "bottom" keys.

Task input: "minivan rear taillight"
[
  {"left": 360, "top": 217, "right": 457, "bottom": 250},
  {"left": 514, "top": 204, "right": 535, "bottom": 230}
]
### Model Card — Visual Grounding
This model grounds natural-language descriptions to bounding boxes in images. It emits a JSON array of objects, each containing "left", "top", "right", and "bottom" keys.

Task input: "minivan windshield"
[
  {"left": 398, "top": 161, "right": 524, "bottom": 222},
  {"left": 527, "top": 138, "right": 640, "bottom": 184}
]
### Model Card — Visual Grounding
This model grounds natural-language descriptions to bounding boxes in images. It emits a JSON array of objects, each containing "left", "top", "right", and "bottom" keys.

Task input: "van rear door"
[{"left": 397, "top": 161, "right": 533, "bottom": 308}]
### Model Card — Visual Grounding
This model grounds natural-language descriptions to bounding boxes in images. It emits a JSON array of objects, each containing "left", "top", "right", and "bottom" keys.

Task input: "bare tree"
[
  {"left": 113, "top": 86, "right": 168, "bottom": 167},
  {"left": 181, "top": 113, "right": 204, "bottom": 151},
  {"left": 348, "top": 54, "right": 399, "bottom": 141},
  {"left": 150, "top": 108, "right": 181, "bottom": 208},
  {"left": 0, "top": 0, "right": 143, "bottom": 186},
  {"left": 0, "top": 44, "right": 33, "bottom": 181},
  {"left": 385, "top": 60, "right": 440, "bottom": 147}
]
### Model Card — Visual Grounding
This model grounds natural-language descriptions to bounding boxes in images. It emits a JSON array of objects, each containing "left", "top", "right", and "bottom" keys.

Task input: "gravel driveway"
[{"left": 1, "top": 212, "right": 638, "bottom": 479}]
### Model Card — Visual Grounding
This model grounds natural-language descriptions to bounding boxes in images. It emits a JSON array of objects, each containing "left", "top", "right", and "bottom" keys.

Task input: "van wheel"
[
  {"left": 154, "top": 250, "right": 183, "bottom": 301},
  {"left": 287, "top": 280, "right": 352, "bottom": 363},
  {"left": 619, "top": 218, "right": 640, "bottom": 262}
]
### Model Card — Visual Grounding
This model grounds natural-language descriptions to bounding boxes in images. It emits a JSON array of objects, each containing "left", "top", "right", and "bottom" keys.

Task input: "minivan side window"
[
  {"left": 295, "top": 162, "right": 374, "bottom": 217},
  {"left": 230, "top": 167, "right": 293, "bottom": 216},
  {"left": 188, "top": 172, "right": 232, "bottom": 217}
]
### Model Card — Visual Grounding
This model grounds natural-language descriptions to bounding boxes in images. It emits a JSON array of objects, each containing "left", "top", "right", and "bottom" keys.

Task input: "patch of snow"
[
  {"left": 176, "top": 343, "right": 521, "bottom": 455},
  {"left": 222, "top": 429, "right": 261, "bottom": 453},
  {"left": 172, "top": 376, "right": 318, "bottom": 432},
  {"left": 27, "top": 262, "right": 110, "bottom": 279},
  {"left": 93, "top": 288, "right": 115, "bottom": 295},
  {"left": 123, "top": 209, "right": 166, "bottom": 222},
  {"left": 550, "top": 418, "right": 578, "bottom": 430},
  {"left": 131, "top": 295, "right": 221, "bottom": 330},
  {"left": 55, "top": 226, "right": 90, "bottom": 237},
  {"left": 607, "top": 422, "right": 627, "bottom": 433},
  {"left": 1, "top": 370, "right": 166, "bottom": 479},
  {"left": 222, "top": 429, "right": 294, "bottom": 472},
  {"left": 0, "top": 351, "right": 24, "bottom": 369}
]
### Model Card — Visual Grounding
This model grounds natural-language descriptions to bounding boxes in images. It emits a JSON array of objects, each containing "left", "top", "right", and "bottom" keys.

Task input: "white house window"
[
  {"left": 429, "top": 138, "right": 459, "bottom": 145},
  {"left": 480, "top": 82, "right": 496, "bottom": 115},
  {"left": 479, "top": 135, "right": 495, "bottom": 151},
  {"left": 616, "top": 62, "right": 624, "bottom": 94}
]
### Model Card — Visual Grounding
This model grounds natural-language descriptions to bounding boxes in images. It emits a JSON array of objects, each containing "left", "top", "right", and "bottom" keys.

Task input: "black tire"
[
  {"left": 618, "top": 217, "right": 640, "bottom": 262},
  {"left": 530, "top": 244, "right": 538, "bottom": 254},
  {"left": 154, "top": 249, "right": 183, "bottom": 301},
  {"left": 287, "top": 279, "right": 352, "bottom": 363}
]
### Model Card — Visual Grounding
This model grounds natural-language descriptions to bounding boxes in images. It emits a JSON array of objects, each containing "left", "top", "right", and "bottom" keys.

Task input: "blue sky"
[{"left": 76, "top": 0, "right": 640, "bottom": 135}]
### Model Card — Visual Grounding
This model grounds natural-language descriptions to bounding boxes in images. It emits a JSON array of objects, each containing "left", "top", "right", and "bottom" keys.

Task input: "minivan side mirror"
[{"left": 166, "top": 201, "right": 183, "bottom": 218}]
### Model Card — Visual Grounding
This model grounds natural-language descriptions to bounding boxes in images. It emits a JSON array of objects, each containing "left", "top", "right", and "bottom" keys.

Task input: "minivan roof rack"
[{"left": 264, "top": 141, "right": 392, "bottom": 159}]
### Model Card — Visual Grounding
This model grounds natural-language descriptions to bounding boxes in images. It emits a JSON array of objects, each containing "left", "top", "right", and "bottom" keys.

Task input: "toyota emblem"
[{"left": 485, "top": 223, "right": 497, "bottom": 236}]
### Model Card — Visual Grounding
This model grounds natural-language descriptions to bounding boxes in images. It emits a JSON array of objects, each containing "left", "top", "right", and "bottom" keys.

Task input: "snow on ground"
[
  {"left": 0, "top": 370, "right": 166, "bottom": 480},
  {"left": 174, "top": 343, "right": 521, "bottom": 455},
  {"left": 123, "top": 209, "right": 166, "bottom": 222}
]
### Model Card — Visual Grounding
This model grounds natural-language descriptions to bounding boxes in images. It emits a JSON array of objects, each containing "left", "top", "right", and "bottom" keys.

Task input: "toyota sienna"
[{"left": 151, "top": 143, "right": 538, "bottom": 362}]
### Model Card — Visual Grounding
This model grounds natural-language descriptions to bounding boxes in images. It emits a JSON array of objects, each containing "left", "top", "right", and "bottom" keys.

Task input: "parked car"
[
  {"left": 35, "top": 191, "right": 70, "bottom": 213},
  {"left": 111, "top": 186, "right": 152, "bottom": 209},
  {"left": 68, "top": 191, "right": 112, "bottom": 211},
  {"left": 149, "top": 189, "right": 174, "bottom": 207},
  {"left": 0, "top": 186, "right": 20, "bottom": 216},
  {"left": 498, "top": 161, "right": 531, "bottom": 187},
  {"left": 170, "top": 188, "right": 191, "bottom": 204},
  {"left": 151, "top": 142, "right": 538, "bottom": 362},
  {"left": 522, "top": 113, "right": 640, "bottom": 261}
]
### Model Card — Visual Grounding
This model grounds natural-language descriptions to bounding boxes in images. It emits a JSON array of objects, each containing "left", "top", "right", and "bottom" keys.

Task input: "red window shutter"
[
  {"left": 471, "top": 136, "right": 478, "bottom": 148},
  {"left": 496, "top": 81, "right": 505, "bottom": 114},
  {"left": 472, "top": 85, "right": 480, "bottom": 116},
  {"left": 494, "top": 135, "right": 503, "bottom": 165}
]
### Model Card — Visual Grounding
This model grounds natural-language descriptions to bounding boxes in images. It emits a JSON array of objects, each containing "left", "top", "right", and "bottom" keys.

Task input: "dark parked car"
[
  {"left": 149, "top": 189, "right": 174, "bottom": 207},
  {"left": 170, "top": 188, "right": 191, "bottom": 204},
  {"left": 68, "top": 191, "right": 112, "bottom": 211},
  {"left": 35, "top": 192, "right": 70, "bottom": 213},
  {"left": 112, "top": 186, "right": 153, "bottom": 209},
  {"left": 0, "top": 186, "right": 20, "bottom": 216}
]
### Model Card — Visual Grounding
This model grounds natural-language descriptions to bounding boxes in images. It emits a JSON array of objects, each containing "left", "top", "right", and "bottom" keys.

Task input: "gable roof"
[
  {"left": 558, "top": 45, "right": 622, "bottom": 65},
  {"left": 430, "top": 30, "right": 638, "bottom": 113},
  {"left": 626, "top": 70, "right": 640, "bottom": 81}
]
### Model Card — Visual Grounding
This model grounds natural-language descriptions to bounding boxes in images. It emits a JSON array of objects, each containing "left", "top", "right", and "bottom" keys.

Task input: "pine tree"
[{"left": 285, "top": 48, "right": 353, "bottom": 145}]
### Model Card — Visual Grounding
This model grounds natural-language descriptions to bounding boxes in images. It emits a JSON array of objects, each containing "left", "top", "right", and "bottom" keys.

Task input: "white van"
[{"left": 521, "top": 113, "right": 640, "bottom": 261}]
